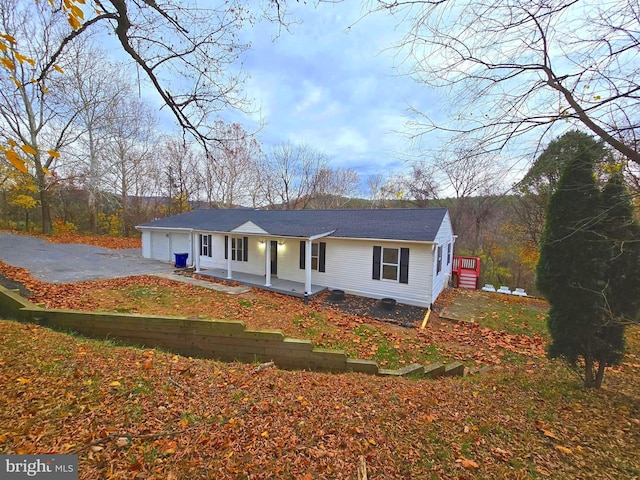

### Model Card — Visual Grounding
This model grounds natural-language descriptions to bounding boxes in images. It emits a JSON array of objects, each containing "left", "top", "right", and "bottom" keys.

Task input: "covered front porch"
[
  {"left": 192, "top": 229, "right": 333, "bottom": 300},
  {"left": 195, "top": 269, "right": 328, "bottom": 299}
]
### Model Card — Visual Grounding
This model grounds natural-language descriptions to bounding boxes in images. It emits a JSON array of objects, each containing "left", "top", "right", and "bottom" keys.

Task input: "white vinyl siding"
[
  {"left": 431, "top": 211, "right": 455, "bottom": 303},
  {"left": 204, "top": 234, "right": 265, "bottom": 276},
  {"left": 171, "top": 233, "right": 191, "bottom": 256},
  {"left": 141, "top": 230, "right": 151, "bottom": 258},
  {"left": 292, "top": 239, "right": 433, "bottom": 308},
  {"left": 232, "top": 221, "right": 268, "bottom": 235}
]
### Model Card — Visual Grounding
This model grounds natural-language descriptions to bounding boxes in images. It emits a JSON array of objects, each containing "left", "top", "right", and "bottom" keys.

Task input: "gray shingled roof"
[{"left": 137, "top": 208, "right": 449, "bottom": 242}]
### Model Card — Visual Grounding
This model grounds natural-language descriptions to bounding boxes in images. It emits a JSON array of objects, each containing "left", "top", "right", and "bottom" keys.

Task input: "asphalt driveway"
[{"left": 0, "top": 232, "right": 172, "bottom": 283}]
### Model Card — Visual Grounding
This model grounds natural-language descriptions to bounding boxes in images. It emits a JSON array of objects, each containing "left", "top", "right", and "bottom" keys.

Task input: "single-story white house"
[{"left": 136, "top": 208, "right": 455, "bottom": 308}]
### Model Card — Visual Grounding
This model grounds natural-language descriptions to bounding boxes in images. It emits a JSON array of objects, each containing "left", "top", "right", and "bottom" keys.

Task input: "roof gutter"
[
  {"left": 308, "top": 230, "right": 336, "bottom": 241},
  {"left": 327, "top": 235, "right": 437, "bottom": 244},
  {"left": 135, "top": 226, "right": 194, "bottom": 232}
]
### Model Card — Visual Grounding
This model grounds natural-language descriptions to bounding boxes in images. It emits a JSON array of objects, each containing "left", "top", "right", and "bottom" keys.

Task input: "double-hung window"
[
  {"left": 199, "top": 234, "right": 212, "bottom": 257},
  {"left": 299, "top": 241, "right": 326, "bottom": 272},
  {"left": 311, "top": 243, "right": 320, "bottom": 270},
  {"left": 372, "top": 246, "right": 409, "bottom": 284},
  {"left": 232, "top": 237, "right": 244, "bottom": 261},
  {"left": 224, "top": 236, "right": 248, "bottom": 262},
  {"left": 382, "top": 247, "right": 400, "bottom": 281}
]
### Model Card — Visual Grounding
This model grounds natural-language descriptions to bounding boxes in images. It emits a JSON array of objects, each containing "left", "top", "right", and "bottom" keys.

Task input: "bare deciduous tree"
[
  {"left": 312, "top": 167, "right": 361, "bottom": 209},
  {"left": 436, "top": 148, "right": 505, "bottom": 253},
  {"left": 404, "top": 160, "right": 439, "bottom": 207},
  {"left": 201, "top": 121, "right": 263, "bottom": 208},
  {"left": 31, "top": 0, "right": 295, "bottom": 149},
  {"left": 159, "top": 138, "right": 199, "bottom": 215},
  {"left": 60, "top": 42, "right": 132, "bottom": 232},
  {"left": 366, "top": 172, "right": 405, "bottom": 208},
  {"left": 376, "top": 0, "right": 640, "bottom": 164},
  {"left": 263, "top": 143, "right": 327, "bottom": 209},
  {"left": 103, "top": 97, "right": 158, "bottom": 235}
]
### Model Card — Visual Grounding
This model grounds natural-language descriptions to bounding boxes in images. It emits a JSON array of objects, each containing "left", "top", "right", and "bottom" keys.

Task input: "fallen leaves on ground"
[
  {"left": 0, "top": 260, "right": 546, "bottom": 369},
  {"left": 1, "top": 320, "right": 639, "bottom": 479},
  {"left": 1, "top": 235, "right": 639, "bottom": 478},
  {"left": 2, "top": 229, "right": 141, "bottom": 249}
]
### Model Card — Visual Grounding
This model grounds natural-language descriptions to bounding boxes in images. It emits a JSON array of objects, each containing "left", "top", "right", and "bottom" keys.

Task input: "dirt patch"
[
  {"left": 439, "top": 288, "right": 547, "bottom": 322},
  {"left": 320, "top": 293, "right": 427, "bottom": 327}
]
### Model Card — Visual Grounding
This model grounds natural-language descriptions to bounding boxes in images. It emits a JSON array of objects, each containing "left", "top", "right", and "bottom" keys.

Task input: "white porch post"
[
  {"left": 194, "top": 233, "right": 201, "bottom": 273},
  {"left": 264, "top": 240, "right": 272, "bottom": 287},
  {"left": 226, "top": 235, "right": 233, "bottom": 279},
  {"left": 305, "top": 238, "right": 312, "bottom": 294}
]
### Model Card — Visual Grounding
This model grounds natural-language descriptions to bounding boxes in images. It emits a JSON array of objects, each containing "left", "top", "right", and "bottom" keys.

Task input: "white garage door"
[
  {"left": 170, "top": 233, "right": 191, "bottom": 261},
  {"left": 150, "top": 232, "right": 170, "bottom": 261}
]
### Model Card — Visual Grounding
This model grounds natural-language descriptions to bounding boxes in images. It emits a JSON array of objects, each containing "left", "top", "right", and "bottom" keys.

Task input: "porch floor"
[{"left": 195, "top": 269, "right": 328, "bottom": 299}]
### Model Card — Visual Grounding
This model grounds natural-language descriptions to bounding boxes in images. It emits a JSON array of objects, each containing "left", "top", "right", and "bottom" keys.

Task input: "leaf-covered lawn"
[
  {"left": 0, "top": 234, "right": 639, "bottom": 478},
  {"left": 2, "top": 230, "right": 142, "bottom": 249},
  {"left": 0, "top": 259, "right": 546, "bottom": 370},
  {"left": 1, "top": 319, "right": 639, "bottom": 479}
]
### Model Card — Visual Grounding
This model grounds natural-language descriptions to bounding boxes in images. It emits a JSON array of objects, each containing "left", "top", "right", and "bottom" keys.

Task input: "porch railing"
[{"left": 452, "top": 255, "right": 481, "bottom": 289}]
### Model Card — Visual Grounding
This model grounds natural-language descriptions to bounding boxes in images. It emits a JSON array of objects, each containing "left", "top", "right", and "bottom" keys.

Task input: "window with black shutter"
[
  {"left": 373, "top": 246, "right": 409, "bottom": 283},
  {"left": 199, "top": 234, "right": 212, "bottom": 257},
  {"left": 227, "top": 236, "right": 249, "bottom": 262},
  {"left": 299, "top": 241, "right": 326, "bottom": 272}
]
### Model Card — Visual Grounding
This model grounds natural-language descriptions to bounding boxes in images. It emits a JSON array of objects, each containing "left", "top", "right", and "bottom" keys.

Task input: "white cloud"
[{"left": 293, "top": 81, "right": 325, "bottom": 116}]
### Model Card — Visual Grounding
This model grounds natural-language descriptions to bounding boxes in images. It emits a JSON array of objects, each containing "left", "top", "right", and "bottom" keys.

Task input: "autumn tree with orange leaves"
[{"left": 1, "top": 0, "right": 293, "bottom": 233}]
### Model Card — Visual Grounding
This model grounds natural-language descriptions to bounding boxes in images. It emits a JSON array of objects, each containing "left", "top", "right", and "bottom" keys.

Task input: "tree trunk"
[
  {"left": 594, "top": 360, "right": 606, "bottom": 389},
  {"left": 88, "top": 179, "right": 97, "bottom": 234},
  {"left": 584, "top": 354, "right": 596, "bottom": 388},
  {"left": 39, "top": 187, "right": 52, "bottom": 235}
]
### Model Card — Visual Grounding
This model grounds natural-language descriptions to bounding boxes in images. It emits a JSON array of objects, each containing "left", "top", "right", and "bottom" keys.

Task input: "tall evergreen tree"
[
  {"left": 536, "top": 145, "right": 610, "bottom": 388},
  {"left": 601, "top": 172, "right": 640, "bottom": 324}
]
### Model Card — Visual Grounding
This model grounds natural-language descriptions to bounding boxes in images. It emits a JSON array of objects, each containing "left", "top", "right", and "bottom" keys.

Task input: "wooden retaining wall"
[{"left": 0, "top": 286, "right": 463, "bottom": 378}]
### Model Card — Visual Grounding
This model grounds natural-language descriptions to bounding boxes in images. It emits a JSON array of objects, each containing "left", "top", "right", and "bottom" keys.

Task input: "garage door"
[
  {"left": 151, "top": 232, "right": 170, "bottom": 261},
  {"left": 170, "top": 233, "right": 191, "bottom": 261},
  {"left": 149, "top": 231, "right": 192, "bottom": 263}
]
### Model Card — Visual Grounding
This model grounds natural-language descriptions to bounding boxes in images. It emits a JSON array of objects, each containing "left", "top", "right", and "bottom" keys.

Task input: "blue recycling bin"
[{"left": 174, "top": 252, "right": 189, "bottom": 268}]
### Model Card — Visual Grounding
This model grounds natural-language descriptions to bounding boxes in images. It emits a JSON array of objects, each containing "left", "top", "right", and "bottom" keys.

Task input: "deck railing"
[{"left": 452, "top": 255, "right": 481, "bottom": 289}]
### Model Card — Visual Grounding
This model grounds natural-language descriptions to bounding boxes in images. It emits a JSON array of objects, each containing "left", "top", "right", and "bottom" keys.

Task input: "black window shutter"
[
  {"left": 243, "top": 237, "right": 248, "bottom": 261},
  {"left": 231, "top": 238, "right": 236, "bottom": 261},
  {"left": 372, "top": 246, "right": 381, "bottom": 280},
  {"left": 224, "top": 235, "right": 228, "bottom": 260},
  {"left": 207, "top": 235, "right": 212, "bottom": 257},
  {"left": 319, "top": 242, "right": 326, "bottom": 272},
  {"left": 199, "top": 234, "right": 203, "bottom": 256},
  {"left": 400, "top": 248, "right": 410, "bottom": 284},
  {"left": 299, "top": 241, "right": 305, "bottom": 269}
]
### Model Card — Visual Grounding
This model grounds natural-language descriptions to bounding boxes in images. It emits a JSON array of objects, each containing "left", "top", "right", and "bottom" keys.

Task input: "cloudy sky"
[{"left": 231, "top": 2, "right": 444, "bottom": 182}]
